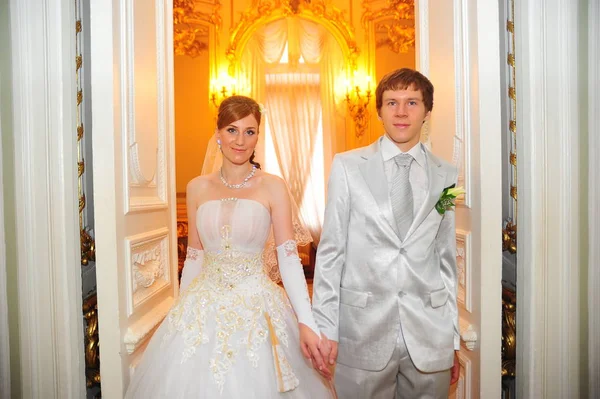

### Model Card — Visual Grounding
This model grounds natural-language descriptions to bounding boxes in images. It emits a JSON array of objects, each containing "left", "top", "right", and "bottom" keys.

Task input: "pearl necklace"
[{"left": 219, "top": 165, "right": 257, "bottom": 189}]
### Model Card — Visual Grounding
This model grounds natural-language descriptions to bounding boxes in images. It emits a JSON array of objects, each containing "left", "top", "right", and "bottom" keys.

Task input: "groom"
[{"left": 312, "top": 68, "right": 460, "bottom": 398}]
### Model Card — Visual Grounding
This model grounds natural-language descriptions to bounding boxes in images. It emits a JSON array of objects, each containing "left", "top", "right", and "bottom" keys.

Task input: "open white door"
[
  {"left": 90, "top": 0, "right": 177, "bottom": 397},
  {"left": 417, "top": 1, "right": 502, "bottom": 398}
]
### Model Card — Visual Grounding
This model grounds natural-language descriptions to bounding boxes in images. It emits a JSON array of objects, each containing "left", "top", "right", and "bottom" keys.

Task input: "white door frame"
[
  {"left": 0, "top": 72, "right": 11, "bottom": 399},
  {"left": 5, "top": 0, "right": 595, "bottom": 397},
  {"left": 515, "top": 0, "right": 590, "bottom": 397},
  {"left": 417, "top": 1, "right": 503, "bottom": 396},
  {"left": 588, "top": 1, "right": 600, "bottom": 397},
  {"left": 7, "top": 0, "right": 86, "bottom": 397}
]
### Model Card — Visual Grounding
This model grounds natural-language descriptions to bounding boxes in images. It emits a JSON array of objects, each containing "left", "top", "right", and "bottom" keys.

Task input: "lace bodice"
[{"left": 165, "top": 198, "right": 300, "bottom": 393}]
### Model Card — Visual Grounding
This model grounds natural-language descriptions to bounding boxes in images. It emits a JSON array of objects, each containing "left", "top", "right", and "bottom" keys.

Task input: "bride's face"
[{"left": 216, "top": 114, "right": 259, "bottom": 166}]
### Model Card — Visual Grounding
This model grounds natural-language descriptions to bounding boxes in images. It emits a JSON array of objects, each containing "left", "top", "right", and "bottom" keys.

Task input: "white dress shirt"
[{"left": 380, "top": 135, "right": 429, "bottom": 217}]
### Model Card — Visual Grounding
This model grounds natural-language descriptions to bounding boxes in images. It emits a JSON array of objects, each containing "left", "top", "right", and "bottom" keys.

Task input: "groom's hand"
[
  {"left": 450, "top": 350, "right": 460, "bottom": 385},
  {"left": 318, "top": 334, "right": 338, "bottom": 366}
]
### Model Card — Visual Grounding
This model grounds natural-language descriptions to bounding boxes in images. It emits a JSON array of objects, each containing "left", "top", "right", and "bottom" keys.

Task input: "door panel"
[
  {"left": 90, "top": 0, "right": 176, "bottom": 396},
  {"left": 417, "top": 0, "right": 502, "bottom": 397}
]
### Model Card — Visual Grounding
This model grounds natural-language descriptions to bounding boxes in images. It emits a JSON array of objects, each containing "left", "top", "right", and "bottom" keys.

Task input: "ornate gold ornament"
[
  {"left": 225, "top": 0, "right": 359, "bottom": 75},
  {"left": 344, "top": 72, "right": 372, "bottom": 138},
  {"left": 502, "top": 220, "right": 517, "bottom": 254},
  {"left": 83, "top": 294, "right": 101, "bottom": 388},
  {"left": 76, "top": 1, "right": 100, "bottom": 393},
  {"left": 361, "top": 0, "right": 415, "bottom": 54},
  {"left": 173, "top": 0, "right": 222, "bottom": 58},
  {"left": 502, "top": 0, "right": 517, "bottom": 254},
  {"left": 75, "top": 6, "right": 95, "bottom": 267},
  {"left": 501, "top": 287, "right": 516, "bottom": 377},
  {"left": 177, "top": 221, "right": 189, "bottom": 279}
]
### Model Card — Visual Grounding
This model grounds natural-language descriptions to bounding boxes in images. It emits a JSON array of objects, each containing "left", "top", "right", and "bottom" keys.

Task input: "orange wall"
[
  {"left": 174, "top": 54, "right": 213, "bottom": 194},
  {"left": 368, "top": 47, "right": 416, "bottom": 144}
]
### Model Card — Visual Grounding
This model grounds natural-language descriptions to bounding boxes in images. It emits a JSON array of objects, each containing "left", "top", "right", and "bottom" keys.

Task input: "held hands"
[
  {"left": 298, "top": 324, "right": 334, "bottom": 380},
  {"left": 304, "top": 331, "right": 338, "bottom": 381},
  {"left": 319, "top": 334, "right": 338, "bottom": 368}
]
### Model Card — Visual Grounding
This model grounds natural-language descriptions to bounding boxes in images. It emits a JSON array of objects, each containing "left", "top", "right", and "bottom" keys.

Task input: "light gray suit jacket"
[{"left": 312, "top": 138, "right": 459, "bottom": 373}]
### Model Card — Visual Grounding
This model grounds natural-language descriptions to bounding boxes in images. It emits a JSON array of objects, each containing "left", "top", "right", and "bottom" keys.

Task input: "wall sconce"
[
  {"left": 345, "top": 72, "right": 372, "bottom": 138},
  {"left": 210, "top": 73, "right": 237, "bottom": 108}
]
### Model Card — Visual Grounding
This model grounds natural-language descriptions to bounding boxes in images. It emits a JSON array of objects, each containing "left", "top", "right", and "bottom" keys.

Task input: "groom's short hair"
[{"left": 375, "top": 68, "right": 434, "bottom": 113}]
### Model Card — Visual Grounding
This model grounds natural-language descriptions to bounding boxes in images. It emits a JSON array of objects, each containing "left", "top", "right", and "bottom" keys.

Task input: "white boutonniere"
[{"left": 435, "top": 184, "right": 465, "bottom": 215}]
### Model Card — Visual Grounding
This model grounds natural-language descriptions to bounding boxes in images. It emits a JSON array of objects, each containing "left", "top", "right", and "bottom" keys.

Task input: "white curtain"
[
  {"left": 238, "top": 18, "right": 345, "bottom": 243},
  {"left": 264, "top": 73, "right": 322, "bottom": 241}
]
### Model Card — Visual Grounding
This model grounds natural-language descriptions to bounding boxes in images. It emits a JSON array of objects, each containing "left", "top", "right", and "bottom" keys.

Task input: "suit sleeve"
[
  {"left": 311, "top": 155, "right": 350, "bottom": 342},
  {"left": 436, "top": 169, "right": 460, "bottom": 350}
]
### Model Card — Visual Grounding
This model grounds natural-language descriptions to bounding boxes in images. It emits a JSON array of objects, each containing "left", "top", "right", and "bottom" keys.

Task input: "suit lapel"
[
  {"left": 404, "top": 149, "right": 446, "bottom": 241},
  {"left": 358, "top": 140, "right": 399, "bottom": 237}
]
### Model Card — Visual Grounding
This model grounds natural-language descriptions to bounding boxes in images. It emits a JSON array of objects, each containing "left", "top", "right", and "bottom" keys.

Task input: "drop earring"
[{"left": 217, "top": 139, "right": 222, "bottom": 150}]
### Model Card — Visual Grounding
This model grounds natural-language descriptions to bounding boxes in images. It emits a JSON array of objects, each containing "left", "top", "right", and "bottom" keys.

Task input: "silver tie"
[{"left": 390, "top": 153, "right": 414, "bottom": 240}]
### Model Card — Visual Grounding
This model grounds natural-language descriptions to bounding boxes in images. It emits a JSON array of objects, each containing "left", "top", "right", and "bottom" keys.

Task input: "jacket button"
[
  {"left": 399, "top": 248, "right": 407, "bottom": 254},
  {"left": 398, "top": 291, "right": 406, "bottom": 298}
]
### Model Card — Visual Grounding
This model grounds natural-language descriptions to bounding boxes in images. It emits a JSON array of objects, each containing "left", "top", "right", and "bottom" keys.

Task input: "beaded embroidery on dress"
[{"left": 125, "top": 198, "right": 331, "bottom": 399}]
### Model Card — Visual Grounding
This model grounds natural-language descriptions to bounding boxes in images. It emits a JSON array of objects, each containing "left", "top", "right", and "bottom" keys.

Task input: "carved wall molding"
[
  {"left": 124, "top": 0, "right": 168, "bottom": 212},
  {"left": 361, "top": 0, "right": 415, "bottom": 54},
  {"left": 460, "top": 324, "right": 477, "bottom": 351},
  {"left": 451, "top": 0, "right": 471, "bottom": 208},
  {"left": 123, "top": 297, "right": 173, "bottom": 354},
  {"left": 456, "top": 229, "right": 472, "bottom": 312},
  {"left": 415, "top": 0, "right": 429, "bottom": 75},
  {"left": 132, "top": 246, "right": 164, "bottom": 289},
  {"left": 126, "top": 228, "right": 171, "bottom": 316},
  {"left": 173, "top": 0, "right": 222, "bottom": 58},
  {"left": 225, "top": 0, "right": 359, "bottom": 75}
]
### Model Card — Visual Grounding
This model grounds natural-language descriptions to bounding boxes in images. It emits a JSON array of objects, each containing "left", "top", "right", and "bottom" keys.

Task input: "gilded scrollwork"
[
  {"left": 177, "top": 220, "right": 189, "bottom": 279},
  {"left": 361, "top": 0, "right": 415, "bottom": 54},
  {"left": 226, "top": 0, "right": 359, "bottom": 75},
  {"left": 174, "top": 0, "right": 222, "bottom": 58},
  {"left": 502, "top": 287, "right": 516, "bottom": 377},
  {"left": 83, "top": 294, "right": 101, "bottom": 388},
  {"left": 503, "top": 0, "right": 517, "bottom": 254}
]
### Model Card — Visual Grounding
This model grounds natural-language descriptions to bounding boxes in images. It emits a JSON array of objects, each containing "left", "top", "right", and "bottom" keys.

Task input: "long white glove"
[
  {"left": 179, "top": 247, "right": 204, "bottom": 292},
  {"left": 277, "top": 240, "right": 320, "bottom": 336}
]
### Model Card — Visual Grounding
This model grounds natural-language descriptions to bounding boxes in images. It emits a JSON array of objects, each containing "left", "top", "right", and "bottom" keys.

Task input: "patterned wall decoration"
[
  {"left": 174, "top": 0, "right": 222, "bottom": 58},
  {"left": 502, "top": 0, "right": 517, "bottom": 254},
  {"left": 126, "top": 228, "right": 171, "bottom": 316},
  {"left": 456, "top": 229, "right": 471, "bottom": 312},
  {"left": 361, "top": 0, "right": 415, "bottom": 54}
]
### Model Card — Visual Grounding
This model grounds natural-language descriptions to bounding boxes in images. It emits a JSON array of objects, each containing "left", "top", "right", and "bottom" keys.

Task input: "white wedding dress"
[{"left": 125, "top": 198, "right": 333, "bottom": 398}]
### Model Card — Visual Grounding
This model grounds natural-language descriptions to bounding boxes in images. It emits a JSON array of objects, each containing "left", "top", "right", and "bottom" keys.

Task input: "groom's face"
[{"left": 378, "top": 87, "right": 431, "bottom": 152}]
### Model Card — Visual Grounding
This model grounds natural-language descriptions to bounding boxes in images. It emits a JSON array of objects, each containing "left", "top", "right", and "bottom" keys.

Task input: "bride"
[{"left": 125, "top": 95, "right": 334, "bottom": 398}]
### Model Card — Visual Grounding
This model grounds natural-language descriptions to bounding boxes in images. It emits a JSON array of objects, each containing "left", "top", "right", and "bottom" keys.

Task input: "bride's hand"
[{"left": 298, "top": 323, "right": 332, "bottom": 380}]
